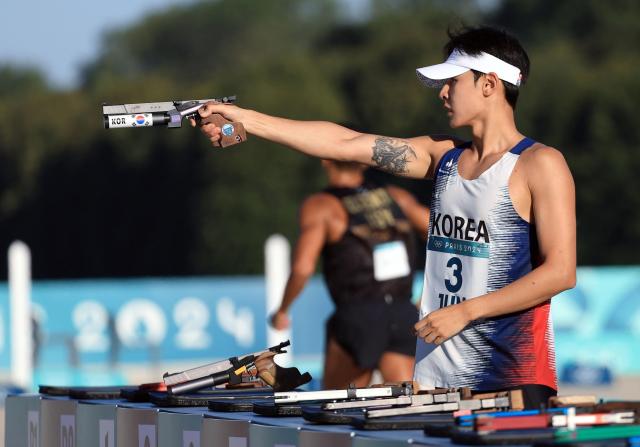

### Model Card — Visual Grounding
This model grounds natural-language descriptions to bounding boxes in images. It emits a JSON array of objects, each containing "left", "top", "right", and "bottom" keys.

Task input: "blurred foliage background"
[{"left": 0, "top": 0, "right": 638, "bottom": 278}]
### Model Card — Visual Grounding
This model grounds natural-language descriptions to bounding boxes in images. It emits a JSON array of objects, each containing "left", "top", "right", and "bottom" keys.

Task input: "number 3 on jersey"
[{"left": 445, "top": 257, "right": 463, "bottom": 293}]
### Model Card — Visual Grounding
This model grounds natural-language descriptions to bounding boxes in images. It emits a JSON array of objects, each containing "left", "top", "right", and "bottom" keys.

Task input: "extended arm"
[
  {"left": 270, "top": 195, "right": 330, "bottom": 330},
  {"left": 416, "top": 147, "right": 576, "bottom": 343},
  {"left": 194, "top": 103, "right": 458, "bottom": 179}
]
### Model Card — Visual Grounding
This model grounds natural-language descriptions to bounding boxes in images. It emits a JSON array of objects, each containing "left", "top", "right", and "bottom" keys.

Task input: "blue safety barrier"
[{"left": 0, "top": 266, "right": 638, "bottom": 387}]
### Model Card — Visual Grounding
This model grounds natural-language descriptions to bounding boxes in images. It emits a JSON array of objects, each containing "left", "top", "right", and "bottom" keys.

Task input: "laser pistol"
[{"left": 102, "top": 95, "right": 247, "bottom": 147}]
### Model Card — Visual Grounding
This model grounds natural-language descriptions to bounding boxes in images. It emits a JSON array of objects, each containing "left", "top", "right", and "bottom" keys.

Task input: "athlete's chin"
[
  {"left": 448, "top": 118, "right": 465, "bottom": 129},
  {"left": 448, "top": 115, "right": 471, "bottom": 128}
]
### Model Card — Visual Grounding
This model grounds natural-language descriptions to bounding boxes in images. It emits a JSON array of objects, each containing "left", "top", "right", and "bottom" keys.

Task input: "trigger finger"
[{"left": 201, "top": 101, "right": 219, "bottom": 117}]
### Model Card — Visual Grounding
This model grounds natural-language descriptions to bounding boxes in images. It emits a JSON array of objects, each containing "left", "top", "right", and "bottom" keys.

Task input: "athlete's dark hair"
[{"left": 444, "top": 26, "right": 530, "bottom": 109}]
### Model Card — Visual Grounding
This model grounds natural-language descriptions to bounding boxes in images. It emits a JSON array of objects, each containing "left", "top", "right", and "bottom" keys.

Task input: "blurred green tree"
[{"left": 0, "top": 0, "right": 637, "bottom": 278}]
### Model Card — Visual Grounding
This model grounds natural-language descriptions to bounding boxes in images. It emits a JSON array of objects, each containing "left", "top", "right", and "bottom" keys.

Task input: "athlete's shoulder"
[
  {"left": 302, "top": 192, "right": 340, "bottom": 210},
  {"left": 519, "top": 142, "right": 574, "bottom": 190},
  {"left": 519, "top": 142, "right": 570, "bottom": 171},
  {"left": 409, "top": 134, "right": 466, "bottom": 178},
  {"left": 522, "top": 141, "right": 561, "bottom": 155},
  {"left": 298, "top": 192, "right": 345, "bottom": 230}
]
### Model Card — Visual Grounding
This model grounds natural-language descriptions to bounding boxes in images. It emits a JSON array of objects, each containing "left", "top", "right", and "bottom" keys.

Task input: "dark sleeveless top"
[{"left": 321, "top": 185, "right": 417, "bottom": 306}]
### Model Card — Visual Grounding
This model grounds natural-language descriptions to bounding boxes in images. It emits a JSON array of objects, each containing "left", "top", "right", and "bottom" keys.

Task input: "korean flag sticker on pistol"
[{"left": 373, "top": 241, "right": 410, "bottom": 281}]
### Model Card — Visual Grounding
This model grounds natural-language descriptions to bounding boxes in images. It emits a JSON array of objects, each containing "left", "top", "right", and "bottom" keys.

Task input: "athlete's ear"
[{"left": 483, "top": 72, "right": 500, "bottom": 97}]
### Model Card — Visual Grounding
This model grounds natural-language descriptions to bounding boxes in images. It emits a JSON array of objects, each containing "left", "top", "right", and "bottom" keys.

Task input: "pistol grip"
[
  {"left": 254, "top": 351, "right": 312, "bottom": 392},
  {"left": 201, "top": 114, "right": 247, "bottom": 147}
]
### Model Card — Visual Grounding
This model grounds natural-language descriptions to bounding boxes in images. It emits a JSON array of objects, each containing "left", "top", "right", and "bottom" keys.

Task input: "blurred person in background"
[
  {"left": 270, "top": 159, "right": 429, "bottom": 389},
  {"left": 195, "top": 25, "right": 576, "bottom": 408}
]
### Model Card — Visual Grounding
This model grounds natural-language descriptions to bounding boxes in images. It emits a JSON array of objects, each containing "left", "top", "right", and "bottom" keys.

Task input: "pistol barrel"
[
  {"left": 103, "top": 113, "right": 171, "bottom": 129},
  {"left": 102, "top": 96, "right": 237, "bottom": 129}
]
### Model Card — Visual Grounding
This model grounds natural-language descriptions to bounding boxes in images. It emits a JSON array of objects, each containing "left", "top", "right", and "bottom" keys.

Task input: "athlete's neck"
[{"left": 468, "top": 104, "right": 524, "bottom": 159}]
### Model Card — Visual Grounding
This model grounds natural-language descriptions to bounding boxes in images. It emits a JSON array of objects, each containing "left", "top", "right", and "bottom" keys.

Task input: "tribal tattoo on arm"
[{"left": 371, "top": 137, "right": 418, "bottom": 175}]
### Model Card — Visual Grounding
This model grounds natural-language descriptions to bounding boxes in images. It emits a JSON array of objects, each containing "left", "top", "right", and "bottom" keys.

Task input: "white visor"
[{"left": 416, "top": 49, "right": 522, "bottom": 88}]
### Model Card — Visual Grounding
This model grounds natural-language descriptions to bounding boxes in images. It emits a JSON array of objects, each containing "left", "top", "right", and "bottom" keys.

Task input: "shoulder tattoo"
[{"left": 371, "top": 136, "right": 417, "bottom": 175}]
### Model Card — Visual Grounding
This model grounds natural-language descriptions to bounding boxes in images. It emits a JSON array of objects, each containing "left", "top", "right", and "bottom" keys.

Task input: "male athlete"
[
  {"left": 193, "top": 26, "right": 576, "bottom": 408},
  {"left": 270, "top": 159, "right": 429, "bottom": 389}
]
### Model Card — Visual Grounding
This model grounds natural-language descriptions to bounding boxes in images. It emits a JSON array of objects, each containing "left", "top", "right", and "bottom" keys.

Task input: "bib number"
[
  {"left": 444, "top": 257, "right": 463, "bottom": 292},
  {"left": 373, "top": 241, "right": 411, "bottom": 281}
]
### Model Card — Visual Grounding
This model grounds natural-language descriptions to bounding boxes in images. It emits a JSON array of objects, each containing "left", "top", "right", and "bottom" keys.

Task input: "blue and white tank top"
[{"left": 414, "top": 137, "right": 557, "bottom": 391}]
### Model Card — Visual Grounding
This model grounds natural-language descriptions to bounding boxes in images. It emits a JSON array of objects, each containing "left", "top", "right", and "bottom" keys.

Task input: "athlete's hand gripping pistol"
[
  {"left": 162, "top": 340, "right": 311, "bottom": 395},
  {"left": 102, "top": 95, "right": 247, "bottom": 147}
]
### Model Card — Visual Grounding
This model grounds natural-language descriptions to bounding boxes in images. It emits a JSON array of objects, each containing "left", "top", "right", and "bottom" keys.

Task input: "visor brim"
[{"left": 416, "top": 63, "right": 470, "bottom": 88}]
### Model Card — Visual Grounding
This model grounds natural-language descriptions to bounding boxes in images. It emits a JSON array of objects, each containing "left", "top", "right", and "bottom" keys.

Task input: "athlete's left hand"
[{"left": 414, "top": 302, "right": 473, "bottom": 345}]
